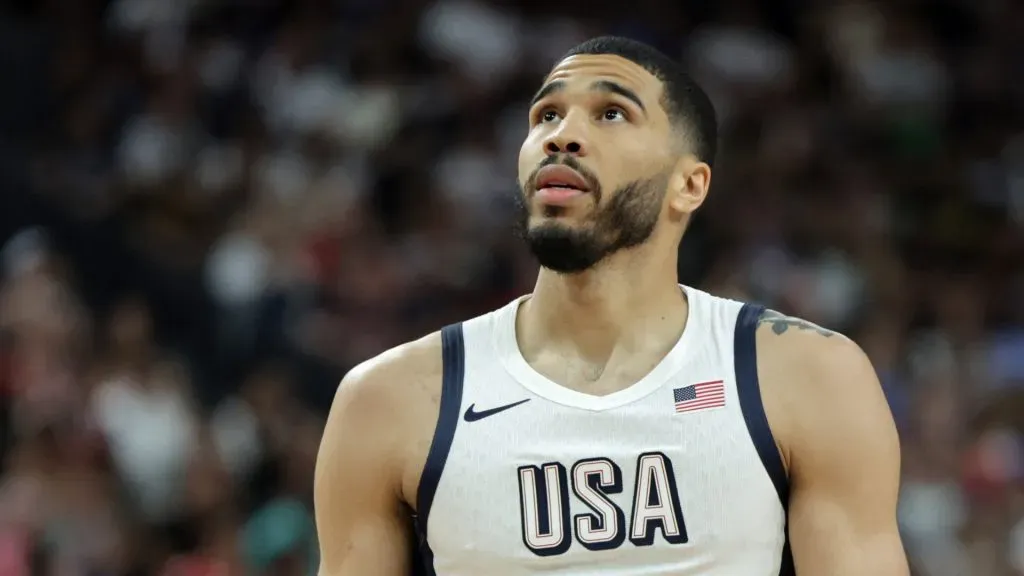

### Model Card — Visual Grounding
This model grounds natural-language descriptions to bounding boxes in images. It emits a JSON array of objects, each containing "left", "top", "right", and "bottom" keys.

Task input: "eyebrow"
[{"left": 530, "top": 80, "right": 647, "bottom": 113}]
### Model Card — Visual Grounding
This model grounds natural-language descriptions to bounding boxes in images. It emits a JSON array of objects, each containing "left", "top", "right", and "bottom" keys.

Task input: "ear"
[{"left": 667, "top": 157, "right": 711, "bottom": 215}]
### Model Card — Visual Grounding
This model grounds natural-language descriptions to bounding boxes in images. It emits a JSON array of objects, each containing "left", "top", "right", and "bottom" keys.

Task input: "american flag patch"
[{"left": 673, "top": 380, "right": 726, "bottom": 413}]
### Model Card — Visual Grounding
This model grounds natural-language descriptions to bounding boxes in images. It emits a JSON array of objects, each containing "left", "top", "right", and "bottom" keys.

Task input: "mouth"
[
  {"left": 534, "top": 164, "right": 591, "bottom": 193},
  {"left": 533, "top": 164, "right": 592, "bottom": 207}
]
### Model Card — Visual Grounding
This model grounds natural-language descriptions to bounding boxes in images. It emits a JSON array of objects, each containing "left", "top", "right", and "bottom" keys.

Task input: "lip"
[
  {"left": 535, "top": 187, "right": 586, "bottom": 206},
  {"left": 535, "top": 164, "right": 590, "bottom": 192}
]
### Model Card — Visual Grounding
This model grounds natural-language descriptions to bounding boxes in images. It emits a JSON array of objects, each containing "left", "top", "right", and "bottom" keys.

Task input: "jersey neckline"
[{"left": 493, "top": 285, "right": 703, "bottom": 411}]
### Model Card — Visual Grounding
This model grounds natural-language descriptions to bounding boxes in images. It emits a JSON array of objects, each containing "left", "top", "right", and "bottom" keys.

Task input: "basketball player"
[{"left": 314, "top": 36, "right": 908, "bottom": 575}]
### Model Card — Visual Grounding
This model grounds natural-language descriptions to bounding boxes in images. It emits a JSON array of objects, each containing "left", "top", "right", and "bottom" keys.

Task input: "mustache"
[{"left": 524, "top": 155, "right": 601, "bottom": 198}]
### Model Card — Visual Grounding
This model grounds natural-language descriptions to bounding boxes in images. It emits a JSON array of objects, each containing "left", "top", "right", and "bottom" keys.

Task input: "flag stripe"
[
  {"left": 677, "top": 403, "right": 725, "bottom": 410},
  {"left": 675, "top": 396, "right": 725, "bottom": 405},
  {"left": 675, "top": 399, "right": 725, "bottom": 409},
  {"left": 675, "top": 393, "right": 725, "bottom": 402},
  {"left": 677, "top": 390, "right": 725, "bottom": 398},
  {"left": 675, "top": 401, "right": 724, "bottom": 409}
]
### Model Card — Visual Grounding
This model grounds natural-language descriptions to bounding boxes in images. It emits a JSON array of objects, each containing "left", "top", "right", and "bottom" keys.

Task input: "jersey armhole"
[
  {"left": 734, "top": 303, "right": 795, "bottom": 576},
  {"left": 414, "top": 323, "right": 466, "bottom": 575}
]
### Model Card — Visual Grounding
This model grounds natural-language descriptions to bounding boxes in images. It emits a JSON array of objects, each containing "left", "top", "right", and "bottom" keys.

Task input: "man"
[{"left": 314, "top": 36, "right": 908, "bottom": 575}]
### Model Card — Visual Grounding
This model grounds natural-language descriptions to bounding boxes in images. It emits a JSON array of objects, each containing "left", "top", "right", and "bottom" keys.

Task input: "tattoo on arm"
[{"left": 757, "top": 309, "right": 836, "bottom": 338}]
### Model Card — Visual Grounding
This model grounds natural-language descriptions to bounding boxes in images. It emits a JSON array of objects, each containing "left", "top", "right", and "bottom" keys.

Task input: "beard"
[{"left": 515, "top": 159, "right": 667, "bottom": 274}]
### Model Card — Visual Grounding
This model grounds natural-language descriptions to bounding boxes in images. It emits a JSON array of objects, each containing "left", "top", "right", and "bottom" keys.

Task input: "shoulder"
[
  {"left": 337, "top": 331, "right": 445, "bottom": 413},
  {"left": 753, "top": 309, "right": 897, "bottom": 473},
  {"left": 321, "top": 331, "right": 446, "bottom": 502},
  {"left": 753, "top": 309, "right": 879, "bottom": 396}
]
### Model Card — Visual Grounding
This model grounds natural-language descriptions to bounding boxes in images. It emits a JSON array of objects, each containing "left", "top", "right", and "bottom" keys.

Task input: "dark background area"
[{"left": 0, "top": 0, "right": 1021, "bottom": 574}]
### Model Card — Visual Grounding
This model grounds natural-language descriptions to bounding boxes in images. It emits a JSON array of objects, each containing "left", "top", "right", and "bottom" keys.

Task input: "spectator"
[{"left": 0, "top": 0, "right": 1019, "bottom": 573}]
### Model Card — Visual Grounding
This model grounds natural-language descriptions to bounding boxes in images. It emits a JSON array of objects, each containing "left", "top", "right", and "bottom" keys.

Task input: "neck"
[{"left": 520, "top": 242, "right": 686, "bottom": 363}]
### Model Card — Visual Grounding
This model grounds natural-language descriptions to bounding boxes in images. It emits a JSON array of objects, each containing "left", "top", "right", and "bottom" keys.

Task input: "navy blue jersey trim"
[
  {"left": 734, "top": 304, "right": 794, "bottom": 575},
  {"left": 414, "top": 323, "right": 466, "bottom": 575}
]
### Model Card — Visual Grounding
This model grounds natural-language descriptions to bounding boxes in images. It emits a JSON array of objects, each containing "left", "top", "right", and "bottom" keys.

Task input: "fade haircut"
[{"left": 561, "top": 36, "right": 718, "bottom": 167}]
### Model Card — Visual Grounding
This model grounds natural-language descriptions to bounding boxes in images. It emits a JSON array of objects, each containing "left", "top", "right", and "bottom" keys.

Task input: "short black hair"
[{"left": 561, "top": 36, "right": 718, "bottom": 167}]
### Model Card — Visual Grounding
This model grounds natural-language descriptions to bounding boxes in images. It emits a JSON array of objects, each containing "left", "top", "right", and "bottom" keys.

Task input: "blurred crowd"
[{"left": 0, "top": 0, "right": 1021, "bottom": 574}]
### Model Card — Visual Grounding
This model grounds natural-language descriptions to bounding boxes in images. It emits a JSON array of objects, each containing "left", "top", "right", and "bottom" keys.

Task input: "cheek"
[
  {"left": 610, "top": 146, "right": 647, "bottom": 173},
  {"left": 518, "top": 143, "right": 540, "bottom": 186}
]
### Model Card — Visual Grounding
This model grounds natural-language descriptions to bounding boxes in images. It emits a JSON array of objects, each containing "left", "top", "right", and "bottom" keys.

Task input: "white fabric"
[{"left": 426, "top": 286, "right": 787, "bottom": 574}]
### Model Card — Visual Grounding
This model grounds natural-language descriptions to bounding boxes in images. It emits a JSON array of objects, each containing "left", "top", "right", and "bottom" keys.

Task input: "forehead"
[{"left": 542, "top": 54, "right": 665, "bottom": 104}]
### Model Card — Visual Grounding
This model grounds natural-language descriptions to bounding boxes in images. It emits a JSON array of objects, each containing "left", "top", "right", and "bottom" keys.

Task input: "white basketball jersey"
[{"left": 414, "top": 286, "right": 793, "bottom": 575}]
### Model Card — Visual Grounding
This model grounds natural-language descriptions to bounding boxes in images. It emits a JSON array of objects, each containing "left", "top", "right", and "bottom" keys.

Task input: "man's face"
[{"left": 517, "top": 54, "right": 677, "bottom": 273}]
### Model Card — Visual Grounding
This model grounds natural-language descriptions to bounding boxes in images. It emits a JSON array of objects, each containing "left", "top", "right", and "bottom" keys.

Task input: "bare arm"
[
  {"left": 758, "top": 312, "right": 909, "bottom": 575},
  {"left": 314, "top": 361, "right": 413, "bottom": 576}
]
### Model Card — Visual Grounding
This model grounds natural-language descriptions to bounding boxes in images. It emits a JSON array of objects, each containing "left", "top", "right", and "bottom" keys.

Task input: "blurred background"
[{"left": 0, "top": 0, "right": 1021, "bottom": 574}]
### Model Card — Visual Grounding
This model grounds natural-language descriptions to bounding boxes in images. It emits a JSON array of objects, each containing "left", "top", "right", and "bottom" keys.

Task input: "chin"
[
  {"left": 524, "top": 220, "right": 608, "bottom": 272},
  {"left": 531, "top": 205, "right": 589, "bottom": 225},
  {"left": 527, "top": 218, "right": 581, "bottom": 237},
  {"left": 527, "top": 217, "right": 572, "bottom": 235}
]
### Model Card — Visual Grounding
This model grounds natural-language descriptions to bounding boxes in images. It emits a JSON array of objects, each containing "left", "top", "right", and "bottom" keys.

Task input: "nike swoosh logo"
[{"left": 463, "top": 399, "right": 531, "bottom": 422}]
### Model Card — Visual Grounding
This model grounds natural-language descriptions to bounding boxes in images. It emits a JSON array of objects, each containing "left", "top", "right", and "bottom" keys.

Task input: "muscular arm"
[
  {"left": 757, "top": 311, "right": 909, "bottom": 575},
  {"left": 314, "top": 361, "right": 414, "bottom": 576}
]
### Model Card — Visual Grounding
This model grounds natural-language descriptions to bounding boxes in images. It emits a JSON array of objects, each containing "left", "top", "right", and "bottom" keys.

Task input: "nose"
[{"left": 542, "top": 114, "right": 589, "bottom": 157}]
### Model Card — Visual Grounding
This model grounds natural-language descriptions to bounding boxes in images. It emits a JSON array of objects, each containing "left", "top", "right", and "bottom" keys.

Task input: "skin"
[
  {"left": 315, "top": 54, "right": 908, "bottom": 575},
  {"left": 756, "top": 314, "right": 908, "bottom": 574}
]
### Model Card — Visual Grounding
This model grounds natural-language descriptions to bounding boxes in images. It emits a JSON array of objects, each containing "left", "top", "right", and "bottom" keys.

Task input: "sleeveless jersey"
[{"left": 415, "top": 286, "right": 794, "bottom": 575}]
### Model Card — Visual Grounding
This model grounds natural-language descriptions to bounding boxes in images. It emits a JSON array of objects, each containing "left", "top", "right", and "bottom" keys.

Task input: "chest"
[
  {"left": 425, "top": 399, "right": 785, "bottom": 573},
  {"left": 527, "top": 351, "right": 676, "bottom": 397}
]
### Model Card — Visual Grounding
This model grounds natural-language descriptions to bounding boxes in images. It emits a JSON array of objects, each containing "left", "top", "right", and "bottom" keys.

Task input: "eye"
[
  {"left": 539, "top": 109, "right": 560, "bottom": 123},
  {"left": 602, "top": 107, "right": 627, "bottom": 122}
]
